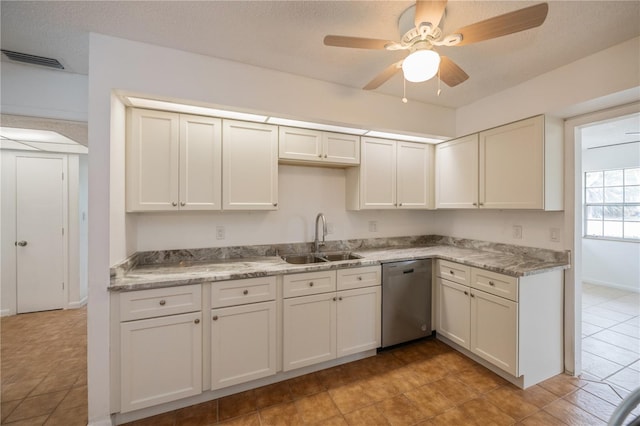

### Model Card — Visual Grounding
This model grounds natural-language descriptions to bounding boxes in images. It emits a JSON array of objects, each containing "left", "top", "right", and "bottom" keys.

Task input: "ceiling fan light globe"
[{"left": 402, "top": 50, "right": 440, "bottom": 83}]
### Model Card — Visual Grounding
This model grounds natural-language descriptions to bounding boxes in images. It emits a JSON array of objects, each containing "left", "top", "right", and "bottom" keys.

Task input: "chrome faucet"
[{"left": 314, "top": 213, "right": 327, "bottom": 254}]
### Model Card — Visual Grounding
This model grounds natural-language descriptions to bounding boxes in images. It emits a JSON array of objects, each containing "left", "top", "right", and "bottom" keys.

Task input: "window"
[{"left": 585, "top": 167, "right": 640, "bottom": 241}]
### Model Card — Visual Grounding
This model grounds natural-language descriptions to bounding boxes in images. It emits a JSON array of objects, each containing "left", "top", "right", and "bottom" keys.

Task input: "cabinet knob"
[
  {"left": 273, "top": 203, "right": 278, "bottom": 207},
  {"left": 318, "top": 154, "right": 322, "bottom": 158},
  {"left": 180, "top": 201, "right": 186, "bottom": 206},
  {"left": 194, "top": 319, "right": 200, "bottom": 324},
  {"left": 212, "top": 315, "right": 219, "bottom": 321},
  {"left": 324, "top": 154, "right": 328, "bottom": 158},
  {"left": 472, "top": 202, "right": 478, "bottom": 206},
  {"left": 243, "top": 289, "right": 249, "bottom": 295},
  {"left": 309, "top": 282, "right": 314, "bottom": 287},
  {"left": 172, "top": 202, "right": 178, "bottom": 207},
  {"left": 449, "top": 270, "right": 454, "bottom": 275},
  {"left": 399, "top": 203, "right": 402, "bottom": 206},
  {"left": 338, "top": 296, "right": 343, "bottom": 301},
  {"left": 470, "top": 293, "right": 475, "bottom": 298},
  {"left": 16, "top": 241, "right": 28, "bottom": 247},
  {"left": 357, "top": 276, "right": 362, "bottom": 281},
  {"left": 479, "top": 202, "right": 484, "bottom": 206},
  {"left": 333, "top": 297, "right": 337, "bottom": 301},
  {"left": 464, "top": 291, "right": 468, "bottom": 296},
  {"left": 159, "top": 300, "right": 166, "bottom": 306},
  {"left": 489, "top": 281, "right": 495, "bottom": 286}
]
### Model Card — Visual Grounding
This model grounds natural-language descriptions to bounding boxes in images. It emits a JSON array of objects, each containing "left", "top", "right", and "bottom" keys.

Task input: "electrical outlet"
[
  {"left": 512, "top": 225, "right": 523, "bottom": 239},
  {"left": 550, "top": 228, "right": 560, "bottom": 242},
  {"left": 326, "top": 223, "right": 334, "bottom": 234},
  {"left": 368, "top": 221, "right": 378, "bottom": 232},
  {"left": 216, "top": 226, "right": 225, "bottom": 240}
]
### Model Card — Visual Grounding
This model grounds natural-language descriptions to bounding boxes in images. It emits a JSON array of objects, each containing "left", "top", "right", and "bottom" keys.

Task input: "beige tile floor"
[
  {"left": 582, "top": 283, "right": 640, "bottom": 393},
  {"left": 2, "top": 301, "right": 639, "bottom": 426}
]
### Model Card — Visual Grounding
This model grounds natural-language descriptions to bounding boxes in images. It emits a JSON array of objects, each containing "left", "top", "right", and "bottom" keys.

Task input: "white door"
[
  {"left": 359, "top": 137, "right": 396, "bottom": 209},
  {"left": 435, "top": 134, "right": 479, "bottom": 209},
  {"left": 397, "top": 141, "right": 431, "bottom": 209},
  {"left": 16, "top": 156, "right": 65, "bottom": 313},
  {"left": 436, "top": 277, "right": 471, "bottom": 349},
  {"left": 336, "top": 286, "right": 381, "bottom": 357}
]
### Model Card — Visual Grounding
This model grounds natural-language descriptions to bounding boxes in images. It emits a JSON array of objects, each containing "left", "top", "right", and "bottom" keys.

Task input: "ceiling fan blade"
[
  {"left": 363, "top": 61, "right": 402, "bottom": 90},
  {"left": 439, "top": 56, "right": 469, "bottom": 87},
  {"left": 453, "top": 3, "right": 549, "bottom": 46},
  {"left": 414, "top": 0, "right": 448, "bottom": 28},
  {"left": 324, "top": 35, "right": 394, "bottom": 50}
]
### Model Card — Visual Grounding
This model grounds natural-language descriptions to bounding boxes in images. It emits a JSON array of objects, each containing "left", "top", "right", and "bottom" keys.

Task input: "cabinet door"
[
  {"left": 397, "top": 141, "right": 432, "bottom": 209},
  {"left": 336, "top": 286, "right": 381, "bottom": 357},
  {"left": 126, "top": 108, "right": 180, "bottom": 211},
  {"left": 223, "top": 120, "right": 278, "bottom": 210},
  {"left": 470, "top": 290, "right": 518, "bottom": 376},
  {"left": 435, "top": 134, "right": 478, "bottom": 209},
  {"left": 436, "top": 277, "right": 470, "bottom": 349},
  {"left": 323, "top": 132, "right": 360, "bottom": 165},
  {"left": 179, "top": 115, "right": 222, "bottom": 210},
  {"left": 278, "top": 126, "right": 323, "bottom": 162},
  {"left": 211, "top": 301, "right": 276, "bottom": 390},
  {"left": 120, "top": 312, "right": 202, "bottom": 412},
  {"left": 479, "top": 115, "right": 544, "bottom": 209},
  {"left": 359, "top": 137, "right": 396, "bottom": 209},
  {"left": 283, "top": 293, "right": 336, "bottom": 371}
]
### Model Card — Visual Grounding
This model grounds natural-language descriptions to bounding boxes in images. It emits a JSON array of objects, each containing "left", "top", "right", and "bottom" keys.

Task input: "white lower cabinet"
[
  {"left": 120, "top": 311, "right": 202, "bottom": 413},
  {"left": 210, "top": 276, "right": 277, "bottom": 390},
  {"left": 283, "top": 266, "right": 381, "bottom": 372},
  {"left": 435, "top": 259, "right": 562, "bottom": 387},
  {"left": 211, "top": 301, "right": 276, "bottom": 390}
]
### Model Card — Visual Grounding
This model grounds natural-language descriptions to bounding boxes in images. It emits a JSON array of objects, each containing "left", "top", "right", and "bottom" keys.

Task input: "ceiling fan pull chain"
[
  {"left": 437, "top": 66, "right": 442, "bottom": 96},
  {"left": 402, "top": 77, "right": 408, "bottom": 103}
]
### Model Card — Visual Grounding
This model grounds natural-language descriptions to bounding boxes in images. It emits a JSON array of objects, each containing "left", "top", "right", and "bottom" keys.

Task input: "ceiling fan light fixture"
[{"left": 402, "top": 49, "right": 440, "bottom": 83}]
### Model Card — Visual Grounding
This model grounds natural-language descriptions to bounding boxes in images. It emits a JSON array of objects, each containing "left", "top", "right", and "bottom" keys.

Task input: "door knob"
[{"left": 16, "top": 241, "right": 27, "bottom": 247}]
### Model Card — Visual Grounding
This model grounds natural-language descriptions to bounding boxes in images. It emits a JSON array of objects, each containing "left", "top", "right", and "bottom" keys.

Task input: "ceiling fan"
[{"left": 323, "top": 1, "right": 549, "bottom": 90}]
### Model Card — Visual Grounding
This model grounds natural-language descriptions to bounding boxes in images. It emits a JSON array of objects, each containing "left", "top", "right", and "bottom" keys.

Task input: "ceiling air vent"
[{"left": 1, "top": 49, "right": 64, "bottom": 70}]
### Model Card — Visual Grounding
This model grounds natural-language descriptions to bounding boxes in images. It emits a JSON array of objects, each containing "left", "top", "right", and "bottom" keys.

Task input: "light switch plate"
[
  {"left": 512, "top": 225, "right": 523, "bottom": 239},
  {"left": 216, "top": 226, "right": 225, "bottom": 240}
]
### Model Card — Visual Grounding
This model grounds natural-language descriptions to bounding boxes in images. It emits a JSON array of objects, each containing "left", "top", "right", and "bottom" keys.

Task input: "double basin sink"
[{"left": 281, "top": 252, "right": 361, "bottom": 264}]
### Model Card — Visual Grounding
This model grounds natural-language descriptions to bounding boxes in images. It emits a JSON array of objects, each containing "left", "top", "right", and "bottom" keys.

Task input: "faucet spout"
[{"left": 314, "top": 213, "right": 327, "bottom": 254}]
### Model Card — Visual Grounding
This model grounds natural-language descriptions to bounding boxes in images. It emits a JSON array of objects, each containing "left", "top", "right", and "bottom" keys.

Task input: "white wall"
[
  {"left": 581, "top": 142, "right": 640, "bottom": 292},
  {"left": 79, "top": 155, "right": 89, "bottom": 302},
  {"left": 0, "top": 62, "right": 88, "bottom": 122}
]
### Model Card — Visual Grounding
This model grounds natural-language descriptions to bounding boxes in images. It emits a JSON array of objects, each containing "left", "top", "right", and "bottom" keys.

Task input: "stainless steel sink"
[
  {"left": 281, "top": 254, "right": 327, "bottom": 264},
  {"left": 321, "top": 252, "right": 362, "bottom": 261},
  {"left": 281, "top": 252, "right": 361, "bottom": 264}
]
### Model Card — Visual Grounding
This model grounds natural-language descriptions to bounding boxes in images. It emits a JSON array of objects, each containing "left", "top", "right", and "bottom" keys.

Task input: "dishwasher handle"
[{"left": 403, "top": 269, "right": 414, "bottom": 274}]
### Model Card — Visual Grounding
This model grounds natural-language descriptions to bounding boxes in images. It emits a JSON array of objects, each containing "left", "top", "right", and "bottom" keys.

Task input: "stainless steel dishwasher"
[{"left": 381, "top": 259, "right": 432, "bottom": 348}]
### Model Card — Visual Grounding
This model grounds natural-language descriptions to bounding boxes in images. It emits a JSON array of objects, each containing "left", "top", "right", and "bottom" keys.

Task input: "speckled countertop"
[{"left": 110, "top": 236, "right": 570, "bottom": 292}]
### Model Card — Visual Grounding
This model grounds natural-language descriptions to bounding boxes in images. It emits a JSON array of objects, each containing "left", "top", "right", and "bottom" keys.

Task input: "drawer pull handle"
[
  {"left": 309, "top": 282, "right": 314, "bottom": 287},
  {"left": 243, "top": 289, "right": 249, "bottom": 295},
  {"left": 489, "top": 281, "right": 495, "bottom": 286},
  {"left": 212, "top": 315, "right": 219, "bottom": 321},
  {"left": 159, "top": 300, "right": 166, "bottom": 306},
  {"left": 194, "top": 319, "right": 200, "bottom": 324},
  {"left": 357, "top": 276, "right": 362, "bottom": 281}
]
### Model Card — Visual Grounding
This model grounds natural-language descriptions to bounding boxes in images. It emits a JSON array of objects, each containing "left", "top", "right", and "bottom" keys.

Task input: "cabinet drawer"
[
  {"left": 337, "top": 266, "right": 381, "bottom": 291},
  {"left": 120, "top": 284, "right": 201, "bottom": 321},
  {"left": 471, "top": 268, "right": 518, "bottom": 302},
  {"left": 437, "top": 260, "right": 470, "bottom": 285},
  {"left": 211, "top": 276, "right": 276, "bottom": 308},
  {"left": 283, "top": 271, "right": 336, "bottom": 298}
]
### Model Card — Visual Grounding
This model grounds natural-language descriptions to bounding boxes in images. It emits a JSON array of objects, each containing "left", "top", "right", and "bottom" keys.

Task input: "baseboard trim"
[
  {"left": 87, "top": 415, "right": 114, "bottom": 426},
  {"left": 582, "top": 279, "right": 640, "bottom": 293},
  {"left": 1, "top": 309, "right": 13, "bottom": 317},
  {"left": 68, "top": 296, "right": 88, "bottom": 309}
]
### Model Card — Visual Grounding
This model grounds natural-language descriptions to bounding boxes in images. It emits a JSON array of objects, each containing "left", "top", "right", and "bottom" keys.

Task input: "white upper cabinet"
[
  {"left": 435, "top": 134, "right": 479, "bottom": 209},
  {"left": 436, "top": 115, "right": 563, "bottom": 210},
  {"left": 126, "top": 108, "right": 222, "bottom": 212},
  {"left": 222, "top": 120, "right": 278, "bottom": 210},
  {"left": 278, "top": 126, "right": 359, "bottom": 166},
  {"left": 347, "top": 137, "right": 433, "bottom": 210}
]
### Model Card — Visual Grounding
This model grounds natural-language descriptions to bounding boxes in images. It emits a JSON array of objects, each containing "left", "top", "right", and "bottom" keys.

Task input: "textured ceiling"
[{"left": 1, "top": 1, "right": 640, "bottom": 108}]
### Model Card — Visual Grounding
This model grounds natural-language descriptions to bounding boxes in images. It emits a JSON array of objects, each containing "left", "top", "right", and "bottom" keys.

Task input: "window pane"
[
  {"left": 624, "top": 222, "right": 640, "bottom": 239},
  {"left": 625, "top": 168, "right": 640, "bottom": 185},
  {"left": 604, "top": 205, "right": 623, "bottom": 220},
  {"left": 586, "top": 188, "right": 603, "bottom": 203},
  {"left": 586, "top": 171, "right": 603, "bottom": 188},
  {"left": 624, "top": 206, "right": 640, "bottom": 221},
  {"left": 605, "top": 170, "right": 624, "bottom": 186},
  {"left": 586, "top": 206, "right": 603, "bottom": 219},
  {"left": 586, "top": 220, "right": 602, "bottom": 236},
  {"left": 625, "top": 185, "right": 640, "bottom": 203},
  {"left": 604, "top": 187, "right": 623, "bottom": 203},
  {"left": 603, "top": 221, "right": 623, "bottom": 238}
]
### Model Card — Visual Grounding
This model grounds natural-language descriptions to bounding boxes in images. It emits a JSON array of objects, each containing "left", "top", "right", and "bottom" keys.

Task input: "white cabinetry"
[
  {"left": 119, "top": 285, "right": 202, "bottom": 412},
  {"left": 126, "top": 108, "right": 222, "bottom": 212},
  {"left": 283, "top": 266, "right": 381, "bottom": 371},
  {"left": 210, "top": 277, "right": 276, "bottom": 390},
  {"left": 435, "top": 115, "right": 563, "bottom": 210},
  {"left": 347, "top": 137, "right": 433, "bottom": 210},
  {"left": 222, "top": 120, "right": 278, "bottom": 210},
  {"left": 278, "top": 126, "right": 360, "bottom": 166},
  {"left": 435, "top": 259, "right": 563, "bottom": 388}
]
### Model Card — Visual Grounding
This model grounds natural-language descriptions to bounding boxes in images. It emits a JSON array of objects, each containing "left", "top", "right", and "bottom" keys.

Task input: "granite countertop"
[{"left": 110, "top": 237, "right": 570, "bottom": 292}]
